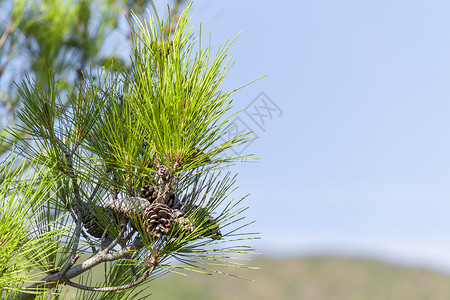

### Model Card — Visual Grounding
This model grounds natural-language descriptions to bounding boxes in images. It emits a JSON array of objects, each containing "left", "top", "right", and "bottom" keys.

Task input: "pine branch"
[
  {"left": 0, "top": 17, "right": 14, "bottom": 51},
  {"left": 12, "top": 238, "right": 146, "bottom": 300},
  {"left": 59, "top": 220, "right": 82, "bottom": 277},
  {"left": 2, "top": 2, "right": 259, "bottom": 298},
  {"left": 64, "top": 266, "right": 152, "bottom": 292}
]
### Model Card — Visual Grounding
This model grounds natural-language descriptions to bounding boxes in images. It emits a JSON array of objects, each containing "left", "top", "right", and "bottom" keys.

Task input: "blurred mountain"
[{"left": 147, "top": 256, "right": 450, "bottom": 300}]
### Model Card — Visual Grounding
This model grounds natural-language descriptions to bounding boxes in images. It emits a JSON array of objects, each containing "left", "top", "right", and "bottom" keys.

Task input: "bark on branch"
[{"left": 12, "top": 238, "right": 145, "bottom": 300}]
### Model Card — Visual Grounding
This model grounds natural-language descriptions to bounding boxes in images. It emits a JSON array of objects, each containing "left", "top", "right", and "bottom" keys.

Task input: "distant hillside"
[{"left": 145, "top": 256, "right": 450, "bottom": 300}]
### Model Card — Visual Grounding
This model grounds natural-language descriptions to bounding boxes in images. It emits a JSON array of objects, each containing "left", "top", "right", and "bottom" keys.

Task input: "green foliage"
[
  {"left": 0, "top": 0, "right": 166, "bottom": 157},
  {"left": 0, "top": 2, "right": 258, "bottom": 299},
  {"left": 0, "top": 156, "right": 69, "bottom": 298},
  {"left": 128, "top": 5, "right": 251, "bottom": 175}
]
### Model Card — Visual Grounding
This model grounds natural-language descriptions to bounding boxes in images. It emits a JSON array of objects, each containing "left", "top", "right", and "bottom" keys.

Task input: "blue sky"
[
  {"left": 181, "top": 0, "right": 450, "bottom": 272},
  {"left": 4, "top": 0, "right": 450, "bottom": 273}
]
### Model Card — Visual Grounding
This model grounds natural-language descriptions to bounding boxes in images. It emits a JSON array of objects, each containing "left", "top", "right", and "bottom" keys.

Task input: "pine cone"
[
  {"left": 157, "top": 165, "right": 170, "bottom": 181},
  {"left": 184, "top": 204, "right": 222, "bottom": 240},
  {"left": 72, "top": 201, "right": 116, "bottom": 243},
  {"left": 172, "top": 213, "right": 196, "bottom": 238},
  {"left": 201, "top": 216, "right": 222, "bottom": 240},
  {"left": 140, "top": 185, "right": 158, "bottom": 202},
  {"left": 105, "top": 197, "right": 151, "bottom": 218},
  {"left": 166, "top": 193, "right": 182, "bottom": 210},
  {"left": 143, "top": 203, "right": 174, "bottom": 238}
]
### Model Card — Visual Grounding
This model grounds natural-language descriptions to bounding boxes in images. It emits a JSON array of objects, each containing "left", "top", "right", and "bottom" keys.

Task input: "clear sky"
[{"left": 181, "top": 0, "right": 450, "bottom": 272}]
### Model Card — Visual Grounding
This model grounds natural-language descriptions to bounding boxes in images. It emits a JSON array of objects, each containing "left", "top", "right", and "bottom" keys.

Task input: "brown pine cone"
[
  {"left": 202, "top": 216, "right": 222, "bottom": 240},
  {"left": 183, "top": 204, "right": 222, "bottom": 240},
  {"left": 157, "top": 165, "right": 170, "bottom": 181},
  {"left": 72, "top": 201, "right": 116, "bottom": 243},
  {"left": 143, "top": 203, "right": 174, "bottom": 238},
  {"left": 140, "top": 185, "right": 158, "bottom": 202},
  {"left": 166, "top": 193, "right": 182, "bottom": 210},
  {"left": 172, "top": 214, "right": 196, "bottom": 238},
  {"left": 105, "top": 197, "right": 151, "bottom": 218}
]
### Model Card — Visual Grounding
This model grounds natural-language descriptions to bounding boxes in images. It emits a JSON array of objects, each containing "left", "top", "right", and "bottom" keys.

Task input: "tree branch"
[
  {"left": 60, "top": 186, "right": 98, "bottom": 254},
  {"left": 101, "top": 220, "right": 127, "bottom": 253},
  {"left": 98, "top": 219, "right": 114, "bottom": 252},
  {"left": 0, "top": 17, "right": 14, "bottom": 51},
  {"left": 12, "top": 238, "right": 145, "bottom": 300},
  {"left": 60, "top": 220, "right": 82, "bottom": 277},
  {"left": 64, "top": 266, "right": 152, "bottom": 292}
]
